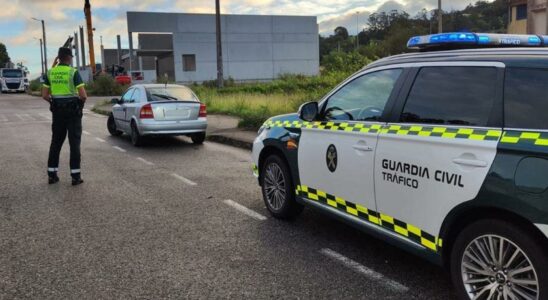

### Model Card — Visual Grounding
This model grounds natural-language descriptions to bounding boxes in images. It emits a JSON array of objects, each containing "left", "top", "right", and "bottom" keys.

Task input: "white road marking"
[
  {"left": 15, "top": 113, "right": 35, "bottom": 121},
  {"left": 82, "top": 130, "right": 91, "bottom": 135},
  {"left": 39, "top": 113, "right": 52, "bottom": 120},
  {"left": 112, "top": 146, "right": 126, "bottom": 153},
  {"left": 95, "top": 137, "right": 106, "bottom": 142},
  {"left": 171, "top": 173, "right": 197, "bottom": 186},
  {"left": 223, "top": 199, "right": 267, "bottom": 221},
  {"left": 319, "top": 248, "right": 409, "bottom": 293},
  {"left": 136, "top": 157, "right": 154, "bottom": 166}
]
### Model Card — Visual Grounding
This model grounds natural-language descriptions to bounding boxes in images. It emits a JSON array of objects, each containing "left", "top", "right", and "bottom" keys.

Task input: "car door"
[
  {"left": 374, "top": 63, "right": 504, "bottom": 252},
  {"left": 125, "top": 87, "right": 142, "bottom": 124},
  {"left": 113, "top": 88, "right": 134, "bottom": 132},
  {"left": 298, "top": 68, "right": 404, "bottom": 221}
]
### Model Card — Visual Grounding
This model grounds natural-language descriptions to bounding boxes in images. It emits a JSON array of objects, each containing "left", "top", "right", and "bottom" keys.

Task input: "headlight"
[{"left": 257, "top": 125, "right": 265, "bottom": 136}]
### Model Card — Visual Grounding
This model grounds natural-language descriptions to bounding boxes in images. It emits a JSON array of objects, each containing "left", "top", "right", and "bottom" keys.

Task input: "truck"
[{"left": 0, "top": 68, "right": 27, "bottom": 93}]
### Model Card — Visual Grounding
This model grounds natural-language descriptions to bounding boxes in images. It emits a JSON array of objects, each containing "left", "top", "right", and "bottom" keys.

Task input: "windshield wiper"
[{"left": 151, "top": 93, "right": 178, "bottom": 101}]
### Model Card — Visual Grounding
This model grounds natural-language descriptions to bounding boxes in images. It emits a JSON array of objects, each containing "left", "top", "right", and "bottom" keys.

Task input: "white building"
[{"left": 126, "top": 12, "right": 319, "bottom": 83}]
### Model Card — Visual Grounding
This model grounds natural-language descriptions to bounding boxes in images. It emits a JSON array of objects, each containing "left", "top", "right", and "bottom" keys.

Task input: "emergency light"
[{"left": 407, "top": 32, "right": 548, "bottom": 50}]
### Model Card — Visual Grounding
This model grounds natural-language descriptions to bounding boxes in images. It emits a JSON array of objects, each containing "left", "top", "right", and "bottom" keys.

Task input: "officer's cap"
[{"left": 58, "top": 47, "right": 73, "bottom": 59}]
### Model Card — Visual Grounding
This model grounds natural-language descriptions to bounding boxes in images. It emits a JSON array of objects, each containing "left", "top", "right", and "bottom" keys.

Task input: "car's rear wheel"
[
  {"left": 261, "top": 155, "right": 303, "bottom": 219},
  {"left": 450, "top": 219, "right": 547, "bottom": 300},
  {"left": 107, "top": 114, "right": 123, "bottom": 136},
  {"left": 130, "top": 122, "right": 144, "bottom": 147},
  {"left": 191, "top": 132, "right": 206, "bottom": 144}
]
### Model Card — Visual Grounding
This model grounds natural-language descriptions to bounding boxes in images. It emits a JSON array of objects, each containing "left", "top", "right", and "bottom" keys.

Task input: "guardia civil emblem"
[{"left": 326, "top": 144, "right": 338, "bottom": 172}]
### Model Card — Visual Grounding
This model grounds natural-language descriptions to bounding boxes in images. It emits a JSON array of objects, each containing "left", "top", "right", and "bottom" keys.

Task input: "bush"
[
  {"left": 29, "top": 78, "right": 41, "bottom": 92},
  {"left": 322, "top": 51, "right": 372, "bottom": 74},
  {"left": 87, "top": 75, "right": 128, "bottom": 96}
]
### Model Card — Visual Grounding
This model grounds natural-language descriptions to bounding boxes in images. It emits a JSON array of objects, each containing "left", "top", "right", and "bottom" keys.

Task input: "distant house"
[
  {"left": 508, "top": 0, "right": 548, "bottom": 34},
  {"left": 125, "top": 12, "right": 319, "bottom": 83}
]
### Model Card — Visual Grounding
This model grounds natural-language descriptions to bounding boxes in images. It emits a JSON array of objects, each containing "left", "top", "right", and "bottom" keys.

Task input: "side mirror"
[
  {"left": 111, "top": 98, "right": 121, "bottom": 105},
  {"left": 298, "top": 102, "right": 319, "bottom": 122}
]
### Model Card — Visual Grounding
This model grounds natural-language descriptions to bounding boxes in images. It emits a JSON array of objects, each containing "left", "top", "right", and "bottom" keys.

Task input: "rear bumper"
[{"left": 138, "top": 118, "right": 207, "bottom": 136}]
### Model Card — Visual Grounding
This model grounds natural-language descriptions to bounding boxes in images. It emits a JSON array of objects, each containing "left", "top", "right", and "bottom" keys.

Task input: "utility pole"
[
  {"left": 356, "top": 11, "right": 360, "bottom": 50},
  {"left": 37, "top": 38, "right": 44, "bottom": 76},
  {"left": 215, "top": 0, "right": 224, "bottom": 88},
  {"left": 80, "top": 26, "right": 86, "bottom": 67},
  {"left": 74, "top": 32, "right": 80, "bottom": 69},
  {"left": 438, "top": 0, "right": 443, "bottom": 33},
  {"left": 32, "top": 18, "right": 47, "bottom": 73}
]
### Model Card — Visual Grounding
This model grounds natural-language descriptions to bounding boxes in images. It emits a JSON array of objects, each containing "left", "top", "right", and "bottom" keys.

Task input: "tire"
[
  {"left": 260, "top": 155, "right": 303, "bottom": 219},
  {"left": 450, "top": 219, "right": 548, "bottom": 300},
  {"left": 107, "top": 114, "right": 123, "bottom": 136},
  {"left": 191, "top": 132, "right": 206, "bottom": 144},
  {"left": 130, "top": 122, "right": 144, "bottom": 147}
]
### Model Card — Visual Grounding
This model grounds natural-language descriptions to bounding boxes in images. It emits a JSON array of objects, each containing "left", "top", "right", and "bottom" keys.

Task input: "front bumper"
[
  {"left": 251, "top": 130, "right": 266, "bottom": 181},
  {"left": 138, "top": 118, "right": 207, "bottom": 136}
]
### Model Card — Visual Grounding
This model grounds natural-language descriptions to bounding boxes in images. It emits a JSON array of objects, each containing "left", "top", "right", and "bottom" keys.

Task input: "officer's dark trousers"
[{"left": 47, "top": 99, "right": 83, "bottom": 179}]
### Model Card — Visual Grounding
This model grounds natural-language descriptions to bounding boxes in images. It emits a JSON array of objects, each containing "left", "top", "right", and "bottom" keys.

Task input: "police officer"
[{"left": 42, "top": 47, "right": 87, "bottom": 185}]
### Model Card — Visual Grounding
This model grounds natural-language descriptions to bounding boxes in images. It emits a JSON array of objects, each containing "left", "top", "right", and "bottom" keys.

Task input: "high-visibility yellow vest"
[{"left": 47, "top": 65, "right": 78, "bottom": 97}]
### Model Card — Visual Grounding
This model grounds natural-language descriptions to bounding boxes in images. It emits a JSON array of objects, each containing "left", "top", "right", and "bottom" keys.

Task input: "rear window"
[
  {"left": 505, "top": 68, "right": 548, "bottom": 130},
  {"left": 146, "top": 86, "right": 198, "bottom": 102},
  {"left": 400, "top": 66, "right": 497, "bottom": 126}
]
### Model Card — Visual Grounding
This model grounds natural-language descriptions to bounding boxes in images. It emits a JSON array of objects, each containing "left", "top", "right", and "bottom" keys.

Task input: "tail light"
[
  {"left": 199, "top": 103, "right": 207, "bottom": 118},
  {"left": 140, "top": 103, "right": 154, "bottom": 119}
]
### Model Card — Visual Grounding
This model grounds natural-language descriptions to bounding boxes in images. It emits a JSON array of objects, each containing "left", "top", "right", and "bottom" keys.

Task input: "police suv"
[{"left": 252, "top": 33, "right": 548, "bottom": 299}]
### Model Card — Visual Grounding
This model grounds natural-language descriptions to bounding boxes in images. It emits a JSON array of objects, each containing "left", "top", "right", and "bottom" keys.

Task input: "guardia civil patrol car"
[{"left": 252, "top": 33, "right": 548, "bottom": 299}]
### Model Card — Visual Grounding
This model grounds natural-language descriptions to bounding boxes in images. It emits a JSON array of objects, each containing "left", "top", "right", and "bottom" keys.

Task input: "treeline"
[{"left": 320, "top": 0, "right": 508, "bottom": 65}]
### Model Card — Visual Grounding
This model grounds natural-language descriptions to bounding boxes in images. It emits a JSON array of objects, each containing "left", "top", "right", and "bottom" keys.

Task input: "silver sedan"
[{"left": 107, "top": 84, "right": 207, "bottom": 146}]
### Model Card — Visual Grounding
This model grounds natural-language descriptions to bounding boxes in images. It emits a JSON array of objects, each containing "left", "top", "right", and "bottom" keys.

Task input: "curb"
[{"left": 206, "top": 134, "right": 252, "bottom": 150}]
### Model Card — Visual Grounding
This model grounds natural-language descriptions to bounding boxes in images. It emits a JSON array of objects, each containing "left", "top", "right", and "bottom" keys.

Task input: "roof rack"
[{"left": 407, "top": 32, "right": 548, "bottom": 51}]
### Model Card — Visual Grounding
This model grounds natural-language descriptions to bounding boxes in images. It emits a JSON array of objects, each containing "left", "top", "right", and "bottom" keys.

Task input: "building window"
[
  {"left": 516, "top": 4, "right": 527, "bottom": 20},
  {"left": 183, "top": 54, "right": 196, "bottom": 72}
]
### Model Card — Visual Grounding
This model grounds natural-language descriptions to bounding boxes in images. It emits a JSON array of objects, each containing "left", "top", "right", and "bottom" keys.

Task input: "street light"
[
  {"left": 356, "top": 11, "right": 360, "bottom": 50},
  {"left": 31, "top": 17, "right": 47, "bottom": 73}
]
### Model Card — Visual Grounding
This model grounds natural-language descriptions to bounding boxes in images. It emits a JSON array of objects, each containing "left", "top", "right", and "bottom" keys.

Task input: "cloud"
[{"left": 1, "top": 0, "right": 489, "bottom": 78}]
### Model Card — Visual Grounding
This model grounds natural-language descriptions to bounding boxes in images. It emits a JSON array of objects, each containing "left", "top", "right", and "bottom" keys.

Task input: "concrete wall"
[{"left": 127, "top": 12, "right": 319, "bottom": 83}]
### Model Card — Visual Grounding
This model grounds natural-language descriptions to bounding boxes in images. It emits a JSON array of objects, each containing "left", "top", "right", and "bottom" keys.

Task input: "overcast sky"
[{"left": 0, "top": 0, "right": 482, "bottom": 77}]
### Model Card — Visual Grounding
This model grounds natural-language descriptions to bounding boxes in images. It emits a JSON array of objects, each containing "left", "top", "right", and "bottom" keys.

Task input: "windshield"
[
  {"left": 146, "top": 86, "right": 198, "bottom": 102},
  {"left": 2, "top": 69, "right": 23, "bottom": 78}
]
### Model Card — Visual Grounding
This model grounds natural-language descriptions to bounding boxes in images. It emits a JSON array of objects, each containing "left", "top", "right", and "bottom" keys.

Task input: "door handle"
[
  {"left": 452, "top": 158, "right": 488, "bottom": 168},
  {"left": 352, "top": 144, "right": 373, "bottom": 152}
]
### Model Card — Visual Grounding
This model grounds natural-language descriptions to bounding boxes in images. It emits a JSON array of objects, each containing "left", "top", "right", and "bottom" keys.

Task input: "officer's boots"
[
  {"left": 71, "top": 174, "right": 84, "bottom": 186},
  {"left": 48, "top": 172, "right": 60, "bottom": 184}
]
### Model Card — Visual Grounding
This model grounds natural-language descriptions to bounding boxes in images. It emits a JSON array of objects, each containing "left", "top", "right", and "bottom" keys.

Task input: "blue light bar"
[{"left": 407, "top": 32, "right": 548, "bottom": 50}]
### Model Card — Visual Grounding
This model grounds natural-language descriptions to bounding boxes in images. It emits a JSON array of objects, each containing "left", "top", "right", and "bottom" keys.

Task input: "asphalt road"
[{"left": 0, "top": 93, "right": 456, "bottom": 299}]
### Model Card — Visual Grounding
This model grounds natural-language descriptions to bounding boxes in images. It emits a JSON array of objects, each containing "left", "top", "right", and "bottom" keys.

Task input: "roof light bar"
[{"left": 407, "top": 32, "right": 548, "bottom": 50}]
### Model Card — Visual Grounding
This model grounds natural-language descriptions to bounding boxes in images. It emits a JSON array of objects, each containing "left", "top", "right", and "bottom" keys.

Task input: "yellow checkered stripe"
[
  {"left": 296, "top": 185, "right": 442, "bottom": 252},
  {"left": 264, "top": 120, "right": 382, "bottom": 133},
  {"left": 264, "top": 120, "right": 501, "bottom": 141},
  {"left": 252, "top": 164, "right": 259, "bottom": 176},
  {"left": 500, "top": 131, "right": 548, "bottom": 147},
  {"left": 380, "top": 125, "right": 501, "bottom": 141}
]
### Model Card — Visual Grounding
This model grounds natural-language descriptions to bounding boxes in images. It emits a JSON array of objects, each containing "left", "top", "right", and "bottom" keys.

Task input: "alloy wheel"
[
  {"left": 263, "top": 162, "right": 286, "bottom": 211},
  {"left": 461, "top": 234, "right": 539, "bottom": 300}
]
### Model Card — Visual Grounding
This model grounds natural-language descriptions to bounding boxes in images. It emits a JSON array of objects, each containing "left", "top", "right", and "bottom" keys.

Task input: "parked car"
[
  {"left": 107, "top": 84, "right": 207, "bottom": 146},
  {"left": 252, "top": 32, "right": 548, "bottom": 300}
]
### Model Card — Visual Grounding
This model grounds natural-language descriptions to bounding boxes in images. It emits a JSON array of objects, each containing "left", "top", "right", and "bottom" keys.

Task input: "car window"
[
  {"left": 505, "top": 68, "right": 548, "bottom": 129},
  {"left": 323, "top": 69, "right": 402, "bottom": 121},
  {"left": 131, "top": 89, "right": 141, "bottom": 103},
  {"left": 121, "top": 89, "right": 134, "bottom": 103},
  {"left": 146, "top": 86, "right": 198, "bottom": 102},
  {"left": 400, "top": 66, "right": 497, "bottom": 126}
]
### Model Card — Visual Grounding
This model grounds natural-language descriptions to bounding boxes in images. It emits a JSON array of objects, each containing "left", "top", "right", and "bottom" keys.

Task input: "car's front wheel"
[
  {"left": 261, "top": 155, "right": 303, "bottom": 219},
  {"left": 451, "top": 219, "right": 547, "bottom": 300},
  {"left": 107, "top": 114, "right": 123, "bottom": 136}
]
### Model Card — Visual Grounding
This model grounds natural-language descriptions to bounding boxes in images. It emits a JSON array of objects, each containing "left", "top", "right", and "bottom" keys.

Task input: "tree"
[
  {"left": 334, "top": 26, "right": 349, "bottom": 39},
  {"left": 0, "top": 43, "right": 10, "bottom": 67}
]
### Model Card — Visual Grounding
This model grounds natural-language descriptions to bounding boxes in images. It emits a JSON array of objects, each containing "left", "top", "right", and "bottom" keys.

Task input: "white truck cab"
[{"left": 1, "top": 68, "right": 27, "bottom": 93}]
